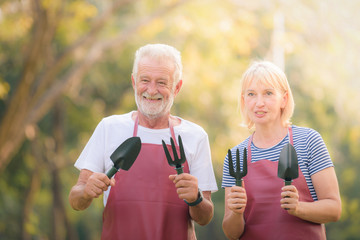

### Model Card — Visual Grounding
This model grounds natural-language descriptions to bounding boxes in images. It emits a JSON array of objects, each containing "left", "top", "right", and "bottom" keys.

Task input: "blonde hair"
[{"left": 239, "top": 61, "right": 295, "bottom": 129}]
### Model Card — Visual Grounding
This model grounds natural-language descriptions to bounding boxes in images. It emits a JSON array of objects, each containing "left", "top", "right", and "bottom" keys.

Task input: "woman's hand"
[
  {"left": 280, "top": 185, "right": 299, "bottom": 214},
  {"left": 227, "top": 185, "right": 247, "bottom": 214},
  {"left": 223, "top": 185, "right": 247, "bottom": 239}
]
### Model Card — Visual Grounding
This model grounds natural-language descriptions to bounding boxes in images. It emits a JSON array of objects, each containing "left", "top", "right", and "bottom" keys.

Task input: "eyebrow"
[{"left": 246, "top": 88, "right": 275, "bottom": 91}]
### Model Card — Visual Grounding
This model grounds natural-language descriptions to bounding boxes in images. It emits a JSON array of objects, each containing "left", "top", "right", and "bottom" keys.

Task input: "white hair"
[{"left": 132, "top": 44, "right": 183, "bottom": 86}]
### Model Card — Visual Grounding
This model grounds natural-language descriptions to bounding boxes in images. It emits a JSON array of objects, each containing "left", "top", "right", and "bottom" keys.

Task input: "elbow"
[
  {"left": 222, "top": 226, "right": 240, "bottom": 240},
  {"left": 332, "top": 205, "right": 342, "bottom": 222},
  {"left": 222, "top": 219, "right": 243, "bottom": 240},
  {"left": 197, "top": 209, "right": 214, "bottom": 226},
  {"left": 326, "top": 199, "right": 342, "bottom": 223},
  {"left": 197, "top": 219, "right": 211, "bottom": 227},
  {"left": 332, "top": 199, "right": 342, "bottom": 222}
]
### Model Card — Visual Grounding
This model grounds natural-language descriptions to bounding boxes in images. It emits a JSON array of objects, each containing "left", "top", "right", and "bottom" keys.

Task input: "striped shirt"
[{"left": 221, "top": 125, "right": 334, "bottom": 201}]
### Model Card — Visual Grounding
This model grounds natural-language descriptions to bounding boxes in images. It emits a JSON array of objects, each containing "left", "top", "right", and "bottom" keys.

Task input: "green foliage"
[{"left": 1, "top": 0, "right": 359, "bottom": 239}]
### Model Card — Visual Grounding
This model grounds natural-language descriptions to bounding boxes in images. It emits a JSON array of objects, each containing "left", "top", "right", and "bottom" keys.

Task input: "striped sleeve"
[{"left": 306, "top": 129, "right": 334, "bottom": 176}]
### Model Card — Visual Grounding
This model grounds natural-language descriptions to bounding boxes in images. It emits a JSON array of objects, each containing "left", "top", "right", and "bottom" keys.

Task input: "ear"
[
  {"left": 173, "top": 80, "right": 183, "bottom": 96},
  {"left": 281, "top": 91, "right": 288, "bottom": 109},
  {"left": 131, "top": 75, "right": 136, "bottom": 89}
]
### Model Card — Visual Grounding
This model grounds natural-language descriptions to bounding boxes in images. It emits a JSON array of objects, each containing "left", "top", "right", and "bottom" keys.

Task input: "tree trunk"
[
  {"left": 21, "top": 139, "right": 43, "bottom": 240},
  {"left": 0, "top": 0, "right": 188, "bottom": 172}
]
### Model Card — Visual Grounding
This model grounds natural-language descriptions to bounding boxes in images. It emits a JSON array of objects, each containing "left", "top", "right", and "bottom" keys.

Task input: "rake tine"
[
  {"left": 228, "top": 149, "right": 235, "bottom": 178},
  {"left": 162, "top": 140, "right": 173, "bottom": 166},
  {"left": 170, "top": 137, "right": 179, "bottom": 162},
  {"left": 178, "top": 135, "right": 186, "bottom": 164},
  {"left": 235, "top": 147, "right": 242, "bottom": 186},
  {"left": 243, "top": 148, "right": 247, "bottom": 176},
  {"left": 236, "top": 148, "right": 240, "bottom": 174}
]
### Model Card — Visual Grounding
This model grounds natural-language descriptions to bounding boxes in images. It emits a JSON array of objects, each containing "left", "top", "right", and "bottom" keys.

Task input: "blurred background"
[{"left": 0, "top": 0, "right": 359, "bottom": 239}]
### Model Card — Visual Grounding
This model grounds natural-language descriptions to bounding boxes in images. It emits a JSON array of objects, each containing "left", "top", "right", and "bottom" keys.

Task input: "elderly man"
[{"left": 69, "top": 44, "right": 218, "bottom": 240}]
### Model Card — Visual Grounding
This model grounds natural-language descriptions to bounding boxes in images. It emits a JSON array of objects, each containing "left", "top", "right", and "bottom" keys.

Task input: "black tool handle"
[
  {"left": 235, "top": 179, "right": 243, "bottom": 187},
  {"left": 285, "top": 180, "right": 292, "bottom": 186},
  {"left": 175, "top": 165, "right": 184, "bottom": 174},
  {"left": 106, "top": 166, "right": 118, "bottom": 178},
  {"left": 284, "top": 180, "right": 292, "bottom": 210}
]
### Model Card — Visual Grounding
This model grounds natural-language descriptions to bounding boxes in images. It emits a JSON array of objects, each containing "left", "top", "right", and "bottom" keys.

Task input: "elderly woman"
[{"left": 222, "top": 61, "right": 341, "bottom": 240}]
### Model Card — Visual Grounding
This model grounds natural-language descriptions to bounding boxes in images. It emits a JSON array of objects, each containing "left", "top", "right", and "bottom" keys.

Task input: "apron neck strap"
[{"left": 133, "top": 114, "right": 178, "bottom": 146}]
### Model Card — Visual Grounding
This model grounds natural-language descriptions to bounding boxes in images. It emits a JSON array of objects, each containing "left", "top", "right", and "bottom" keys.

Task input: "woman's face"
[{"left": 243, "top": 80, "right": 287, "bottom": 127}]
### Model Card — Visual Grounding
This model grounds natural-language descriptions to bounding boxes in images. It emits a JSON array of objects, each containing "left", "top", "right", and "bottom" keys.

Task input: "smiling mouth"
[{"left": 143, "top": 96, "right": 162, "bottom": 101}]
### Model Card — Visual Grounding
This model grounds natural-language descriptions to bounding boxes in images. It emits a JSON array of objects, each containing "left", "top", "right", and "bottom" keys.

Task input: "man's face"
[{"left": 133, "top": 56, "right": 180, "bottom": 119}]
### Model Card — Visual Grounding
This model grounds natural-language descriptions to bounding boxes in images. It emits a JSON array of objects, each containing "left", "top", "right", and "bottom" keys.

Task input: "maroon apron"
[
  {"left": 101, "top": 116, "right": 195, "bottom": 240},
  {"left": 241, "top": 127, "right": 326, "bottom": 240}
]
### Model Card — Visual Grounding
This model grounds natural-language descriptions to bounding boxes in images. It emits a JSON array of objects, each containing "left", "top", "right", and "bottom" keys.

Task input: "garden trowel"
[
  {"left": 106, "top": 137, "right": 142, "bottom": 178},
  {"left": 277, "top": 143, "right": 299, "bottom": 185}
]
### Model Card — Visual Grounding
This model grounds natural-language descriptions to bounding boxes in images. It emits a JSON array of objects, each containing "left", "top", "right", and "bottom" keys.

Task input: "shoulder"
[
  {"left": 292, "top": 125, "right": 321, "bottom": 140},
  {"left": 101, "top": 112, "right": 134, "bottom": 127},
  {"left": 292, "top": 125, "right": 323, "bottom": 142},
  {"left": 231, "top": 136, "right": 251, "bottom": 152},
  {"left": 176, "top": 117, "right": 208, "bottom": 138}
]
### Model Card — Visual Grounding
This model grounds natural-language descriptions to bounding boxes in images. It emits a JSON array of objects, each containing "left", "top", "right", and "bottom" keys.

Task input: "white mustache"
[{"left": 142, "top": 92, "right": 163, "bottom": 100}]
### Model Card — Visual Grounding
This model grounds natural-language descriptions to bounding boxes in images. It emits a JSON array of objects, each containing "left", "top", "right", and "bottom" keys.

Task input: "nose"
[
  {"left": 255, "top": 95, "right": 265, "bottom": 107},
  {"left": 147, "top": 81, "right": 158, "bottom": 95}
]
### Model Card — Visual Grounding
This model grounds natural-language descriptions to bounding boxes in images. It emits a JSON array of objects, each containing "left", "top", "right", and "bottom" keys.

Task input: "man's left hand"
[{"left": 169, "top": 173, "right": 199, "bottom": 203}]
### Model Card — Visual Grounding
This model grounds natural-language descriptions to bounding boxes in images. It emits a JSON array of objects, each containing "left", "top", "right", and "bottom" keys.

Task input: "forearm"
[
  {"left": 293, "top": 199, "right": 341, "bottom": 224},
  {"left": 69, "top": 184, "right": 93, "bottom": 211},
  {"left": 222, "top": 211, "right": 245, "bottom": 240},
  {"left": 189, "top": 192, "right": 214, "bottom": 225}
]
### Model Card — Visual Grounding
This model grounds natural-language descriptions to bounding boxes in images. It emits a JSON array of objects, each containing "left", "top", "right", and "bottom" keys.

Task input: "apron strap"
[
  {"left": 133, "top": 113, "right": 178, "bottom": 146},
  {"left": 288, "top": 126, "right": 294, "bottom": 145},
  {"left": 133, "top": 116, "right": 139, "bottom": 137}
]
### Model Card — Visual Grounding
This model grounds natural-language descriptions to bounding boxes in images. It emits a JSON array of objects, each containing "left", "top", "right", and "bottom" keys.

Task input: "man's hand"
[
  {"left": 69, "top": 169, "right": 115, "bottom": 210},
  {"left": 84, "top": 172, "right": 116, "bottom": 199},
  {"left": 169, "top": 173, "right": 198, "bottom": 203}
]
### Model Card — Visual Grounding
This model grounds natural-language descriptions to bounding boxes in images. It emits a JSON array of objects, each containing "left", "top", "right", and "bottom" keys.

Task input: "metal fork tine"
[
  {"left": 242, "top": 148, "right": 247, "bottom": 176},
  {"left": 162, "top": 140, "right": 173, "bottom": 166},
  {"left": 170, "top": 137, "right": 179, "bottom": 161},
  {"left": 236, "top": 148, "right": 240, "bottom": 173},
  {"left": 228, "top": 149, "right": 235, "bottom": 177},
  {"left": 178, "top": 135, "right": 186, "bottom": 163}
]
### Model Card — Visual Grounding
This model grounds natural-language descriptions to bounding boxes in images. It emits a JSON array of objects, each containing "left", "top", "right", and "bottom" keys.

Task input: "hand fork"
[
  {"left": 162, "top": 135, "right": 186, "bottom": 174},
  {"left": 228, "top": 148, "right": 248, "bottom": 186}
]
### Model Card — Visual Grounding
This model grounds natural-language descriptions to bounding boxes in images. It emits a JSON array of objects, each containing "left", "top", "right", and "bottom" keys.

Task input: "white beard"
[{"left": 135, "top": 89, "right": 174, "bottom": 119}]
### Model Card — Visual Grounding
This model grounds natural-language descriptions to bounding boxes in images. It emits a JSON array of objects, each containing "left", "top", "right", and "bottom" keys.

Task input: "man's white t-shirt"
[{"left": 75, "top": 111, "right": 218, "bottom": 205}]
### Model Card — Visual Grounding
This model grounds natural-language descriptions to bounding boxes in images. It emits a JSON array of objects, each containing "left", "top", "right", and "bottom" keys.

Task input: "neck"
[
  {"left": 133, "top": 111, "right": 173, "bottom": 129},
  {"left": 253, "top": 124, "right": 289, "bottom": 148}
]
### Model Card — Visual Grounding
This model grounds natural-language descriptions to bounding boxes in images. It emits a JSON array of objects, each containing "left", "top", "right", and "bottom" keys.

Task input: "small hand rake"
[
  {"left": 162, "top": 135, "right": 186, "bottom": 174},
  {"left": 228, "top": 148, "right": 248, "bottom": 186}
]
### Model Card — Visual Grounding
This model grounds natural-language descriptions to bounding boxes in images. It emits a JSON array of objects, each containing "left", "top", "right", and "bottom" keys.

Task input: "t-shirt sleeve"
[
  {"left": 306, "top": 129, "right": 334, "bottom": 176},
  {"left": 74, "top": 119, "right": 106, "bottom": 173},
  {"left": 190, "top": 133, "right": 218, "bottom": 192}
]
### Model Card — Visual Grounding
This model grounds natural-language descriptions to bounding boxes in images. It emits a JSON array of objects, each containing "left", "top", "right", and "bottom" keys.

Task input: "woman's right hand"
[{"left": 227, "top": 185, "right": 247, "bottom": 214}]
